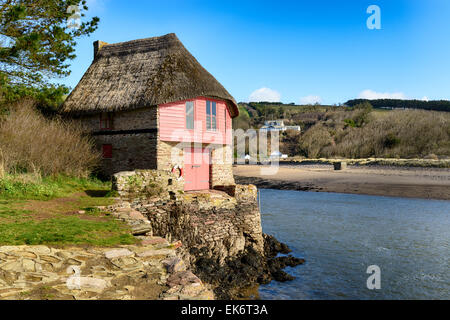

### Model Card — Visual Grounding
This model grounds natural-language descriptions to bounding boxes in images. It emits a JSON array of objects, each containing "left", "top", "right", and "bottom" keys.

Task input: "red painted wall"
[{"left": 158, "top": 97, "right": 232, "bottom": 145}]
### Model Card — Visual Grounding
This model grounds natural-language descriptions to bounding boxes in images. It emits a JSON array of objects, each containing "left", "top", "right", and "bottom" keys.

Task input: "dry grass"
[
  {"left": 281, "top": 109, "right": 450, "bottom": 159},
  {"left": 0, "top": 100, "right": 100, "bottom": 177}
]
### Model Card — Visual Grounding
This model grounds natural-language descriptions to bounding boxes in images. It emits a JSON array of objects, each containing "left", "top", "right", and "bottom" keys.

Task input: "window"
[
  {"left": 102, "top": 144, "right": 112, "bottom": 159},
  {"left": 224, "top": 108, "right": 227, "bottom": 132},
  {"left": 206, "top": 100, "right": 217, "bottom": 130},
  {"left": 100, "top": 113, "right": 113, "bottom": 130},
  {"left": 186, "top": 101, "right": 194, "bottom": 129}
]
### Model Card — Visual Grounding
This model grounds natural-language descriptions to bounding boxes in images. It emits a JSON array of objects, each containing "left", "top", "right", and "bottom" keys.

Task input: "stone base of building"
[{"left": 111, "top": 169, "right": 304, "bottom": 299}]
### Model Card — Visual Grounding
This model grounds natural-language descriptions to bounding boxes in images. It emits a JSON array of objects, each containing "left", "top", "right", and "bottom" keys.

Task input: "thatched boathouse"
[{"left": 62, "top": 33, "right": 238, "bottom": 191}]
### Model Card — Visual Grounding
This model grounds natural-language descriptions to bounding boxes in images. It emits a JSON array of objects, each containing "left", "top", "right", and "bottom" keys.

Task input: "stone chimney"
[{"left": 93, "top": 40, "right": 108, "bottom": 59}]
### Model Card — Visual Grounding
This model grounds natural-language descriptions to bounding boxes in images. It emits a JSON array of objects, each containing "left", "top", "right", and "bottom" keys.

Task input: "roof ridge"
[{"left": 101, "top": 33, "right": 178, "bottom": 49}]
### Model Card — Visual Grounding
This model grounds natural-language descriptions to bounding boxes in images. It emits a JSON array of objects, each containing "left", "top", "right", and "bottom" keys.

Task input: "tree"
[{"left": 0, "top": 0, "right": 99, "bottom": 107}]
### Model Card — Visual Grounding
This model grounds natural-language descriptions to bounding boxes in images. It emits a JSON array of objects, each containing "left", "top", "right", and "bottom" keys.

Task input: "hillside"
[{"left": 233, "top": 102, "right": 450, "bottom": 159}]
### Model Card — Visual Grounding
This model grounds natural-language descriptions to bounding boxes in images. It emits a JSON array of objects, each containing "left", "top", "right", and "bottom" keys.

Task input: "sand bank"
[{"left": 233, "top": 164, "right": 450, "bottom": 200}]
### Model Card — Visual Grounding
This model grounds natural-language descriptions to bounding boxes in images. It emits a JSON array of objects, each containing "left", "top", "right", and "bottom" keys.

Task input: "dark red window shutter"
[{"left": 102, "top": 144, "right": 112, "bottom": 159}]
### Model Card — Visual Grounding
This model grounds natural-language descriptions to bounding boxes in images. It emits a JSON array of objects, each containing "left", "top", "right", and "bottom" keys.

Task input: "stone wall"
[
  {"left": 78, "top": 107, "right": 158, "bottom": 132},
  {"left": 157, "top": 141, "right": 184, "bottom": 171},
  {"left": 110, "top": 182, "right": 303, "bottom": 299},
  {"left": 78, "top": 107, "right": 159, "bottom": 176},
  {"left": 94, "top": 133, "right": 158, "bottom": 176},
  {"left": 112, "top": 170, "right": 184, "bottom": 200},
  {"left": 132, "top": 185, "right": 264, "bottom": 267},
  {"left": 210, "top": 145, "right": 235, "bottom": 188}
]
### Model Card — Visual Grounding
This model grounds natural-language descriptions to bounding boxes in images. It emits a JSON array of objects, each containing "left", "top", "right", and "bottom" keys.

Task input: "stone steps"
[
  {"left": 0, "top": 197, "right": 215, "bottom": 300},
  {"left": 0, "top": 239, "right": 213, "bottom": 300}
]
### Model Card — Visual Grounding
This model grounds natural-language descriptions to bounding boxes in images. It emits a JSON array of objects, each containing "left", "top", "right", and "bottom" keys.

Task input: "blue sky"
[{"left": 61, "top": 0, "right": 450, "bottom": 105}]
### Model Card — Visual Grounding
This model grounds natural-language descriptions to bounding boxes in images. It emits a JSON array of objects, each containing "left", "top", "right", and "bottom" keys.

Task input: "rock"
[
  {"left": 129, "top": 210, "right": 146, "bottom": 220},
  {"left": 171, "top": 240, "right": 182, "bottom": 249},
  {"left": 56, "top": 251, "right": 72, "bottom": 259},
  {"left": 162, "top": 257, "right": 186, "bottom": 274},
  {"left": 78, "top": 210, "right": 86, "bottom": 214},
  {"left": 131, "top": 224, "right": 152, "bottom": 236},
  {"left": 121, "top": 202, "right": 131, "bottom": 208},
  {"left": 110, "top": 256, "right": 140, "bottom": 269},
  {"left": 39, "top": 255, "right": 62, "bottom": 264},
  {"left": 271, "top": 270, "right": 295, "bottom": 282},
  {"left": 141, "top": 237, "right": 168, "bottom": 246},
  {"left": 180, "top": 282, "right": 203, "bottom": 296},
  {"left": 22, "top": 259, "right": 35, "bottom": 272},
  {"left": 136, "top": 249, "right": 173, "bottom": 258},
  {"left": 1, "top": 261, "right": 22, "bottom": 272},
  {"left": 11, "top": 251, "right": 37, "bottom": 259},
  {"left": 104, "top": 249, "right": 134, "bottom": 259},
  {"left": 124, "top": 285, "right": 135, "bottom": 292},
  {"left": 67, "top": 277, "right": 108, "bottom": 292},
  {"left": 0, "top": 288, "right": 26, "bottom": 298},
  {"left": 166, "top": 271, "right": 202, "bottom": 287},
  {"left": 263, "top": 234, "right": 292, "bottom": 258}
]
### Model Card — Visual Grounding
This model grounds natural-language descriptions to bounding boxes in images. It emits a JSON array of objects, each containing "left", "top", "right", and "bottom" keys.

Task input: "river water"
[{"left": 258, "top": 189, "right": 450, "bottom": 299}]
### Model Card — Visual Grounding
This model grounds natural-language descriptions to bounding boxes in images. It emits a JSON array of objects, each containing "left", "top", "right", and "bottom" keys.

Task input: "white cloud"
[
  {"left": 299, "top": 95, "right": 322, "bottom": 105},
  {"left": 249, "top": 88, "right": 281, "bottom": 102},
  {"left": 421, "top": 96, "right": 429, "bottom": 102},
  {"left": 358, "top": 89, "right": 407, "bottom": 100}
]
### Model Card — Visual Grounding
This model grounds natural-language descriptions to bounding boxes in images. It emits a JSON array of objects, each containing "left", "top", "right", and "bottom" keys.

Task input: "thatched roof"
[{"left": 62, "top": 33, "right": 238, "bottom": 117}]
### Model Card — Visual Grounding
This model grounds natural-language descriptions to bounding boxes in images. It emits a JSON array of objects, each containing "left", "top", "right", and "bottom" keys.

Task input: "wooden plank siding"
[{"left": 158, "top": 97, "right": 232, "bottom": 145}]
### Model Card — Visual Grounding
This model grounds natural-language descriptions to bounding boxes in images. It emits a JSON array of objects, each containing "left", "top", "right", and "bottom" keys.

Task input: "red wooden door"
[{"left": 183, "top": 148, "right": 210, "bottom": 191}]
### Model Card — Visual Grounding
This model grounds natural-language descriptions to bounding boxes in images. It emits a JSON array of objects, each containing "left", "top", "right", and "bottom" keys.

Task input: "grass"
[
  {"left": 0, "top": 174, "right": 110, "bottom": 200},
  {"left": 0, "top": 217, "right": 134, "bottom": 246},
  {"left": 0, "top": 174, "right": 136, "bottom": 246}
]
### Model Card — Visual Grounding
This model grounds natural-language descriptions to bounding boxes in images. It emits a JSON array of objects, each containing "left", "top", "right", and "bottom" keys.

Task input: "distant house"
[
  {"left": 260, "top": 120, "right": 301, "bottom": 132},
  {"left": 270, "top": 151, "right": 288, "bottom": 159},
  {"left": 62, "top": 33, "right": 239, "bottom": 191}
]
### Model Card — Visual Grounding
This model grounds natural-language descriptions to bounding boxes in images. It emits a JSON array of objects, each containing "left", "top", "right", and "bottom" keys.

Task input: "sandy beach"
[{"left": 233, "top": 164, "right": 450, "bottom": 200}]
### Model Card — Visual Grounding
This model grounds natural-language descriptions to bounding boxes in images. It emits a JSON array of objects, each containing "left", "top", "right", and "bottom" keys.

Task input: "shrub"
[
  {"left": 327, "top": 110, "right": 450, "bottom": 158},
  {"left": 343, "top": 119, "right": 357, "bottom": 128},
  {"left": 299, "top": 124, "right": 333, "bottom": 158},
  {"left": 280, "top": 130, "right": 302, "bottom": 156},
  {"left": 0, "top": 100, "right": 100, "bottom": 177},
  {"left": 383, "top": 133, "right": 401, "bottom": 149},
  {"left": 282, "top": 108, "right": 450, "bottom": 159}
]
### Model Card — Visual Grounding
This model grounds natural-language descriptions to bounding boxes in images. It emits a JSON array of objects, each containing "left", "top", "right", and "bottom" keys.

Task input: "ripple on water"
[{"left": 258, "top": 190, "right": 450, "bottom": 300}]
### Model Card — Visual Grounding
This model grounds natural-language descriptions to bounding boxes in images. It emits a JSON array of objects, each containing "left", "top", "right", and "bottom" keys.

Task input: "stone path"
[{"left": 0, "top": 200, "right": 214, "bottom": 300}]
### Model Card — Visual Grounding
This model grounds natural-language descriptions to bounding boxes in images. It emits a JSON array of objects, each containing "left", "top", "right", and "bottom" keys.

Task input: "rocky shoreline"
[
  {"left": 235, "top": 175, "right": 321, "bottom": 192},
  {"left": 108, "top": 184, "right": 305, "bottom": 300},
  {"left": 109, "top": 170, "right": 307, "bottom": 300},
  {"left": 193, "top": 234, "right": 305, "bottom": 299}
]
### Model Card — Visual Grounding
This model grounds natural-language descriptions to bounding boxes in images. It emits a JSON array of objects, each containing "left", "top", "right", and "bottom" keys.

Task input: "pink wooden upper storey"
[{"left": 158, "top": 97, "right": 232, "bottom": 145}]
